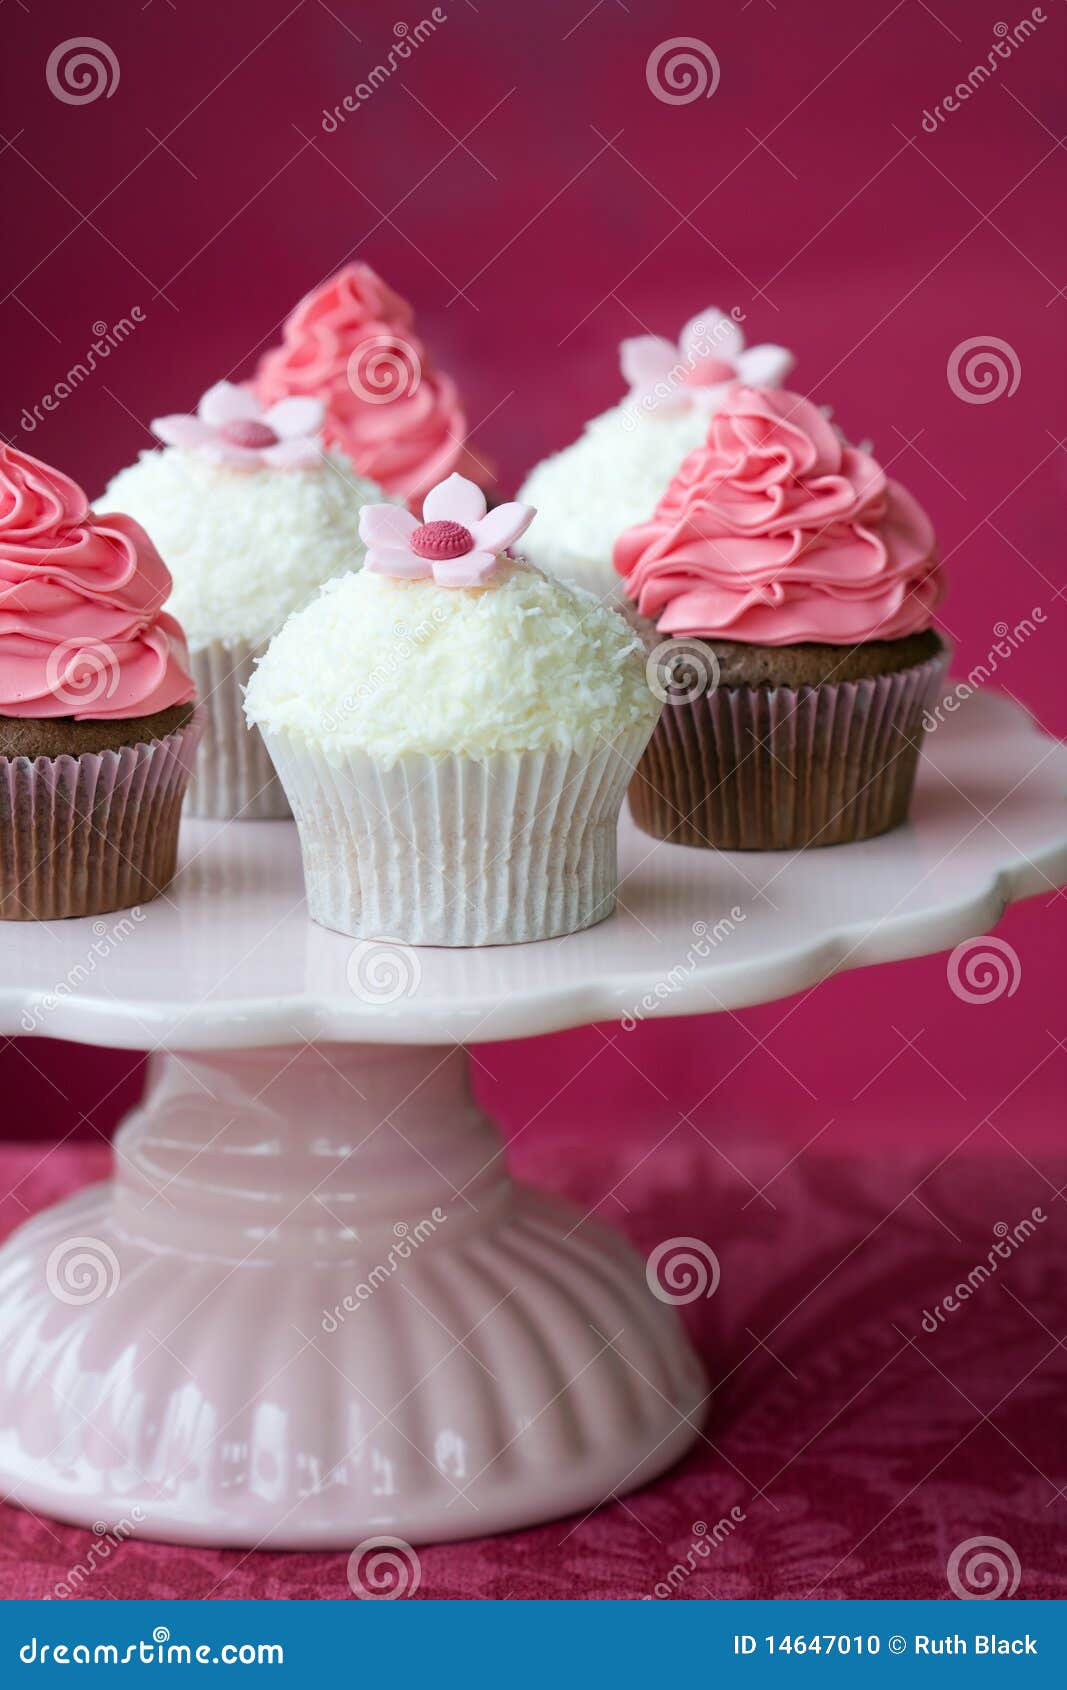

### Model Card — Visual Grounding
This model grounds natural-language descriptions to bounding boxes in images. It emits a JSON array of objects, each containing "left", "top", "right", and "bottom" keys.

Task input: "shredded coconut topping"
[
  {"left": 244, "top": 558, "right": 658, "bottom": 766},
  {"left": 517, "top": 402, "right": 710, "bottom": 601},
  {"left": 101, "top": 447, "right": 389, "bottom": 650}
]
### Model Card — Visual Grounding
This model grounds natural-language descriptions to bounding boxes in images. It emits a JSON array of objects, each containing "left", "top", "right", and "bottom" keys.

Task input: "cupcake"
[
  {"left": 0, "top": 443, "right": 200, "bottom": 920},
  {"left": 253, "top": 262, "right": 490, "bottom": 506},
  {"left": 103, "top": 381, "right": 389, "bottom": 820},
  {"left": 518, "top": 308, "right": 793, "bottom": 602},
  {"left": 616, "top": 386, "right": 948, "bottom": 850},
  {"left": 245, "top": 473, "right": 660, "bottom": 946}
]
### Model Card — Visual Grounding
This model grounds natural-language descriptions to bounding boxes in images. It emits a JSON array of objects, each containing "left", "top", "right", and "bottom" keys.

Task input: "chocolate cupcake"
[
  {"left": 616, "top": 386, "right": 948, "bottom": 849},
  {"left": 0, "top": 444, "right": 201, "bottom": 919}
]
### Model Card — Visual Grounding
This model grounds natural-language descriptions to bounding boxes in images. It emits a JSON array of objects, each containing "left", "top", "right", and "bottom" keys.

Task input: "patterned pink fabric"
[{"left": 1, "top": 1129, "right": 1062, "bottom": 1601}]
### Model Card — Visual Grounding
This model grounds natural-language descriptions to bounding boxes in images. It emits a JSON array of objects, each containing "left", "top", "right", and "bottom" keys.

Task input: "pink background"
[
  {"left": 2, "top": 0, "right": 1062, "bottom": 1152},
  {"left": 0, "top": 0, "right": 1064, "bottom": 1599}
]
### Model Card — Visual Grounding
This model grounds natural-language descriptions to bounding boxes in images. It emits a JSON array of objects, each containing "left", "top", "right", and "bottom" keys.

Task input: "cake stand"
[{"left": 0, "top": 692, "right": 1063, "bottom": 1551}]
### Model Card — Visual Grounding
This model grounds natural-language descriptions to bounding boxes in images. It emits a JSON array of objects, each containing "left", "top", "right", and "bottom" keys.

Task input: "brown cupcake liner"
[
  {"left": 0, "top": 708, "right": 204, "bottom": 920},
  {"left": 629, "top": 650, "right": 949, "bottom": 850}
]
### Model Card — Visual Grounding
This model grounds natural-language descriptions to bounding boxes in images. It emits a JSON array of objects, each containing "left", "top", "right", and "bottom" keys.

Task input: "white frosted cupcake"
[
  {"left": 518, "top": 308, "right": 793, "bottom": 603},
  {"left": 103, "top": 381, "right": 389, "bottom": 819},
  {"left": 245, "top": 473, "right": 660, "bottom": 946}
]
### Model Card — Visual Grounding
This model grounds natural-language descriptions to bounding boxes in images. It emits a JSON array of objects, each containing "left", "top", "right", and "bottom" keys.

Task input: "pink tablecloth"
[{"left": 1, "top": 1126, "right": 1063, "bottom": 1601}]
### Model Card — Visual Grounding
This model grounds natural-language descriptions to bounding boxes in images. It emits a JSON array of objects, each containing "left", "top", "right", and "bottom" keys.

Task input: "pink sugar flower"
[
  {"left": 151, "top": 381, "right": 325, "bottom": 470},
  {"left": 621, "top": 307, "right": 793, "bottom": 415},
  {"left": 359, "top": 473, "right": 535, "bottom": 587}
]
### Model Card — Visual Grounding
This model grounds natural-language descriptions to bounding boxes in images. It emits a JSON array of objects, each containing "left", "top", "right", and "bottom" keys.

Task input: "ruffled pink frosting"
[
  {"left": 0, "top": 444, "right": 194, "bottom": 720},
  {"left": 615, "top": 386, "right": 943, "bottom": 645},
  {"left": 253, "top": 263, "right": 490, "bottom": 507}
]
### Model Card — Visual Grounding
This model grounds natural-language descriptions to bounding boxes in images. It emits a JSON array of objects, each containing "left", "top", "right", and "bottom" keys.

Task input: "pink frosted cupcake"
[
  {"left": 0, "top": 444, "right": 200, "bottom": 919},
  {"left": 254, "top": 262, "right": 489, "bottom": 506},
  {"left": 616, "top": 387, "right": 948, "bottom": 849}
]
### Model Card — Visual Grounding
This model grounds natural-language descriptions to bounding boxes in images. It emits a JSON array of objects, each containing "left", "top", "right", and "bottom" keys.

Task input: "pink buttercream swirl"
[
  {"left": 614, "top": 386, "right": 943, "bottom": 645},
  {"left": 253, "top": 263, "right": 491, "bottom": 507},
  {"left": 0, "top": 444, "right": 195, "bottom": 720}
]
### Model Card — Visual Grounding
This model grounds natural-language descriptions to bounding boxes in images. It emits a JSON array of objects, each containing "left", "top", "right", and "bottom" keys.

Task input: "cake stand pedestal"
[
  {"left": 0, "top": 693, "right": 1063, "bottom": 1550},
  {"left": 0, "top": 1043, "right": 702, "bottom": 1547}
]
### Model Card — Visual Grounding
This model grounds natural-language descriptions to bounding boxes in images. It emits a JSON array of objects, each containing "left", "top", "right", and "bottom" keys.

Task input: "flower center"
[
  {"left": 684, "top": 356, "right": 736, "bottom": 389},
  {"left": 219, "top": 419, "right": 278, "bottom": 449},
  {"left": 410, "top": 519, "right": 474, "bottom": 560}
]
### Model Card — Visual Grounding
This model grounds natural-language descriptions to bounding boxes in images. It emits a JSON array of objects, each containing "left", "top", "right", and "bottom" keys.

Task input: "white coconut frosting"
[
  {"left": 518, "top": 403, "right": 710, "bottom": 601},
  {"left": 101, "top": 448, "right": 387, "bottom": 650},
  {"left": 244, "top": 558, "right": 657, "bottom": 766}
]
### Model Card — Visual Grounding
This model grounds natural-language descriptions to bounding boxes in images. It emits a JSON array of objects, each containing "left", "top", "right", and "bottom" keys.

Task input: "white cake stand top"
[{"left": 1, "top": 693, "right": 1063, "bottom": 1051}]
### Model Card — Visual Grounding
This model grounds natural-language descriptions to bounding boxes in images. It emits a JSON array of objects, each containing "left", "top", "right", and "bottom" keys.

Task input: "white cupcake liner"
[
  {"left": 186, "top": 640, "right": 290, "bottom": 821},
  {"left": 260, "top": 725, "right": 654, "bottom": 946}
]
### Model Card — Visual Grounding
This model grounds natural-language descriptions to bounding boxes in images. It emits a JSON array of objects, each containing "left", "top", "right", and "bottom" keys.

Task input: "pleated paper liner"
[
  {"left": 261, "top": 724, "right": 655, "bottom": 946},
  {"left": 629, "top": 649, "right": 949, "bottom": 851},
  {"left": 186, "top": 640, "right": 290, "bottom": 820},
  {"left": 0, "top": 708, "right": 204, "bottom": 921}
]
